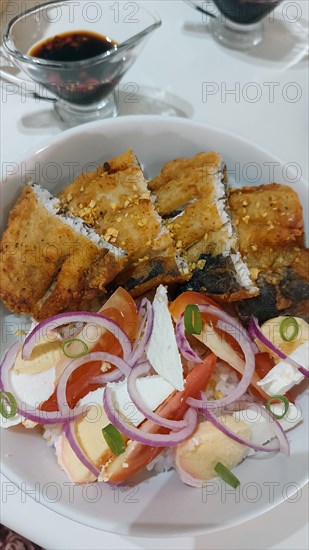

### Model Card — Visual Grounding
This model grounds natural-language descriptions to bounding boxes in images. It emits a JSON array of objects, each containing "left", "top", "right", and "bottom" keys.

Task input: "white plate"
[{"left": 1, "top": 115, "right": 308, "bottom": 537}]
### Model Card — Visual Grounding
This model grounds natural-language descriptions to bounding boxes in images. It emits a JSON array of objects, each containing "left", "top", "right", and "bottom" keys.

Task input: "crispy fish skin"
[
  {"left": 236, "top": 249, "right": 309, "bottom": 324},
  {"left": 229, "top": 183, "right": 308, "bottom": 323},
  {"left": 0, "top": 186, "right": 126, "bottom": 319},
  {"left": 150, "top": 152, "right": 257, "bottom": 301},
  {"left": 114, "top": 255, "right": 186, "bottom": 297},
  {"left": 58, "top": 150, "right": 187, "bottom": 296}
]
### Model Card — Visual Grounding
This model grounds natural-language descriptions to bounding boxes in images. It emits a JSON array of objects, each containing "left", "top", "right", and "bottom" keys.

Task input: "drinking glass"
[{"left": 209, "top": 0, "right": 282, "bottom": 50}]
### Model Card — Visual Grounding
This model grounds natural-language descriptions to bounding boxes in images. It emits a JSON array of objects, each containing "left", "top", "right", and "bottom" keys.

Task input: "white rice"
[
  {"left": 212, "top": 166, "right": 257, "bottom": 294},
  {"left": 213, "top": 168, "right": 231, "bottom": 231},
  {"left": 230, "top": 251, "right": 258, "bottom": 293},
  {"left": 146, "top": 448, "right": 176, "bottom": 473},
  {"left": 202, "top": 361, "right": 255, "bottom": 405},
  {"left": 202, "top": 361, "right": 239, "bottom": 400},
  {"left": 43, "top": 425, "right": 62, "bottom": 447},
  {"left": 31, "top": 183, "right": 125, "bottom": 257},
  {"left": 147, "top": 361, "right": 250, "bottom": 474}
]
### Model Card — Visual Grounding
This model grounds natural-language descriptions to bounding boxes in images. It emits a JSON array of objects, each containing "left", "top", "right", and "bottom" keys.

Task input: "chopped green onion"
[
  {"left": 264, "top": 395, "right": 290, "bottom": 419},
  {"left": 279, "top": 317, "right": 299, "bottom": 342},
  {"left": 214, "top": 462, "right": 240, "bottom": 489},
  {"left": 0, "top": 391, "right": 17, "bottom": 419},
  {"left": 102, "top": 423, "right": 126, "bottom": 456},
  {"left": 184, "top": 304, "right": 202, "bottom": 335},
  {"left": 61, "top": 338, "right": 88, "bottom": 358}
]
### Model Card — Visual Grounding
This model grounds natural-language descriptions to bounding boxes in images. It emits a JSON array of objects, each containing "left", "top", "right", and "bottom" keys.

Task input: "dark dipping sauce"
[
  {"left": 29, "top": 31, "right": 117, "bottom": 62},
  {"left": 28, "top": 31, "right": 120, "bottom": 105},
  {"left": 213, "top": 0, "right": 280, "bottom": 24}
]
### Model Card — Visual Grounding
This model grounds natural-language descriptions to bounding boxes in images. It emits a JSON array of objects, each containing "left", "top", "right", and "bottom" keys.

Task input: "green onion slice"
[
  {"left": 214, "top": 462, "right": 240, "bottom": 489},
  {"left": 102, "top": 423, "right": 126, "bottom": 456},
  {"left": 0, "top": 391, "right": 18, "bottom": 419},
  {"left": 265, "top": 395, "right": 290, "bottom": 419},
  {"left": 184, "top": 304, "right": 202, "bottom": 335},
  {"left": 279, "top": 317, "right": 299, "bottom": 342},
  {"left": 61, "top": 338, "right": 88, "bottom": 358}
]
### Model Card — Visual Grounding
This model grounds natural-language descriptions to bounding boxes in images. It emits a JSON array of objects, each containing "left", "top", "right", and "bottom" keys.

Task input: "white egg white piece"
[
  {"left": 257, "top": 341, "right": 308, "bottom": 395},
  {"left": 0, "top": 407, "right": 21, "bottom": 429},
  {"left": 78, "top": 375, "right": 175, "bottom": 427},
  {"left": 78, "top": 387, "right": 105, "bottom": 408},
  {"left": 53, "top": 374, "right": 175, "bottom": 483},
  {"left": 0, "top": 367, "right": 56, "bottom": 428},
  {"left": 146, "top": 285, "right": 184, "bottom": 390},
  {"left": 233, "top": 403, "right": 302, "bottom": 455}
]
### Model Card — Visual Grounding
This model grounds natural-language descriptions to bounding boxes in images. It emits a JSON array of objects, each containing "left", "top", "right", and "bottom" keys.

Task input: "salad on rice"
[{"left": 1, "top": 285, "right": 307, "bottom": 488}]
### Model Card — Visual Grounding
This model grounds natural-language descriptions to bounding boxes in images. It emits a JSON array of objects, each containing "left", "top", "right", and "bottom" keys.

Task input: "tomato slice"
[
  {"left": 100, "top": 287, "right": 139, "bottom": 345},
  {"left": 170, "top": 291, "right": 243, "bottom": 360},
  {"left": 41, "top": 288, "right": 138, "bottom": 411},
  {"left": 169, "top": 291, "right": 221, "bottom": 322},
  {"left": 103, "top": 354, "right": 217, "bottom": 483},
  {"left": 255, "top": 352, "right": 275, "bottom": 379},
  {"left": 170, "top": 293, "right": 294, "bottom": 405}
]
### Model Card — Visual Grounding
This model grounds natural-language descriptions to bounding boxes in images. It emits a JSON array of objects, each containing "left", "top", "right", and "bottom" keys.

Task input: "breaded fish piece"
[
  {"left": 149, "top": 152, "right": 257, "bottom": 302},
  {"left": 0, "top": 184, "right": 126, "bottom": 320},
  {"left": 229, "top": 183, "right": 304, "bottom": 261},
  {"left": 58, "top": 150, "right": 187, "bottom": 296},
  {"left": 229, "top": 183, "right": 308, "bottom": 323}
]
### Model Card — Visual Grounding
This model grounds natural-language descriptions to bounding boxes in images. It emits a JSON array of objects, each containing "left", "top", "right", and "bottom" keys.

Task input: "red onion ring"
[
  {"left": 0, "top": 343, "right": 85, "bottom": 424},
  {"left": 202, "top": 404, "right": 284, "bottom": 454},
  {"left": 129, "top": 299, "right": 154, "bottom": 366},
  {"left": 175, "top": 304, "right": 254, "bottom": 364},
  {"left": 127, "top": 361, "right": 189, "bottom": 430},
  {"left": 202, "top": 407, "right": 280, "bottom": 452},
  {"left": 56, "top": 352, "right": 130, "bottom": 414},
  {"left": 250, "top": 340, "right": 260, "bottom": 355},
  {"left": 229, "top": 401, "right": 289, "bottom": 455},
  {"left": 64, "top": 421, "right": 100, "bottom": 478},
  {"left": 175, "top": 315, "right": 204, "bottom": 364},
  {"left": 187, "top": 318, "right": 255, "bottom": 410},
  {"left": 249, "top": 317, "right": 309, "bottom": 378},
  {"left": 22, "top": 312, "right": 132, "bottom": 361},
  {"left": 103, "top": 386, "right": 198, "bottom": 447}
]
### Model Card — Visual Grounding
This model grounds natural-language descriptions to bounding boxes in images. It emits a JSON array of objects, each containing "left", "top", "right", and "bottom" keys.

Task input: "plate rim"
[
  {"left": 1, "top": 448, "right": 308, "bottom": 538},
  {"left": 3, "top": 115, "right": 309, "bottom": 190}
]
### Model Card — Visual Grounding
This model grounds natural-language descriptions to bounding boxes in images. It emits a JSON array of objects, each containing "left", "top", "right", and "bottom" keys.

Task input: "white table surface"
[{"left": 0, "top": 1, "right": 308, "bottom": 548}]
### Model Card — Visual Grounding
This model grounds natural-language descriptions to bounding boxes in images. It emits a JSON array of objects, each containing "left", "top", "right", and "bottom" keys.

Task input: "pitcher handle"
[
  {"left": 0, "top": 46, "right": 55, "bottom": 101},
  {"left": 0, "top": 45, "right": 34, "bottom": 87}
]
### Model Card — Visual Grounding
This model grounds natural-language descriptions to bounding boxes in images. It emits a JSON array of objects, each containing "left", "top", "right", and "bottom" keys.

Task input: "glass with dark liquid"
[
  {"left": 29, "top": 31, "right": 119, "bottom": 106},
  {"left": 213, "top": 0, "right": 280, "bottom": 24},
  {"left": 209, "top": 0, "right": 282, "bottom": 50},
  {"left": 2, "top": 0, "right": 161, "bottom": 126}
]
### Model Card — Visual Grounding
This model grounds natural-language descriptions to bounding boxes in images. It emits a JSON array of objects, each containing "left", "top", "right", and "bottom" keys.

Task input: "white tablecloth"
[{"left": 1, "top": 1, "right": 308, "bottom": 548}]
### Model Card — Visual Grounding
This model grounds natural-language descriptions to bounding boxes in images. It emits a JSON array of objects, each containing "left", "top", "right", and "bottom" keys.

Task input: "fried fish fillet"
[
  {"left": 149, "top": 152, "right": 257, "bottom": 301},
  {"left": 228, "top": 183, "right": 308, "bottom": 323},
  {"left": 0, "top": 184, "right": 126, "bottom": 319},
  {"left": 58, "top": 150, "right": 187, "bottom": 296},
  {"left": 229, "top": 183, "right": 304, "bottom": 262}
]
